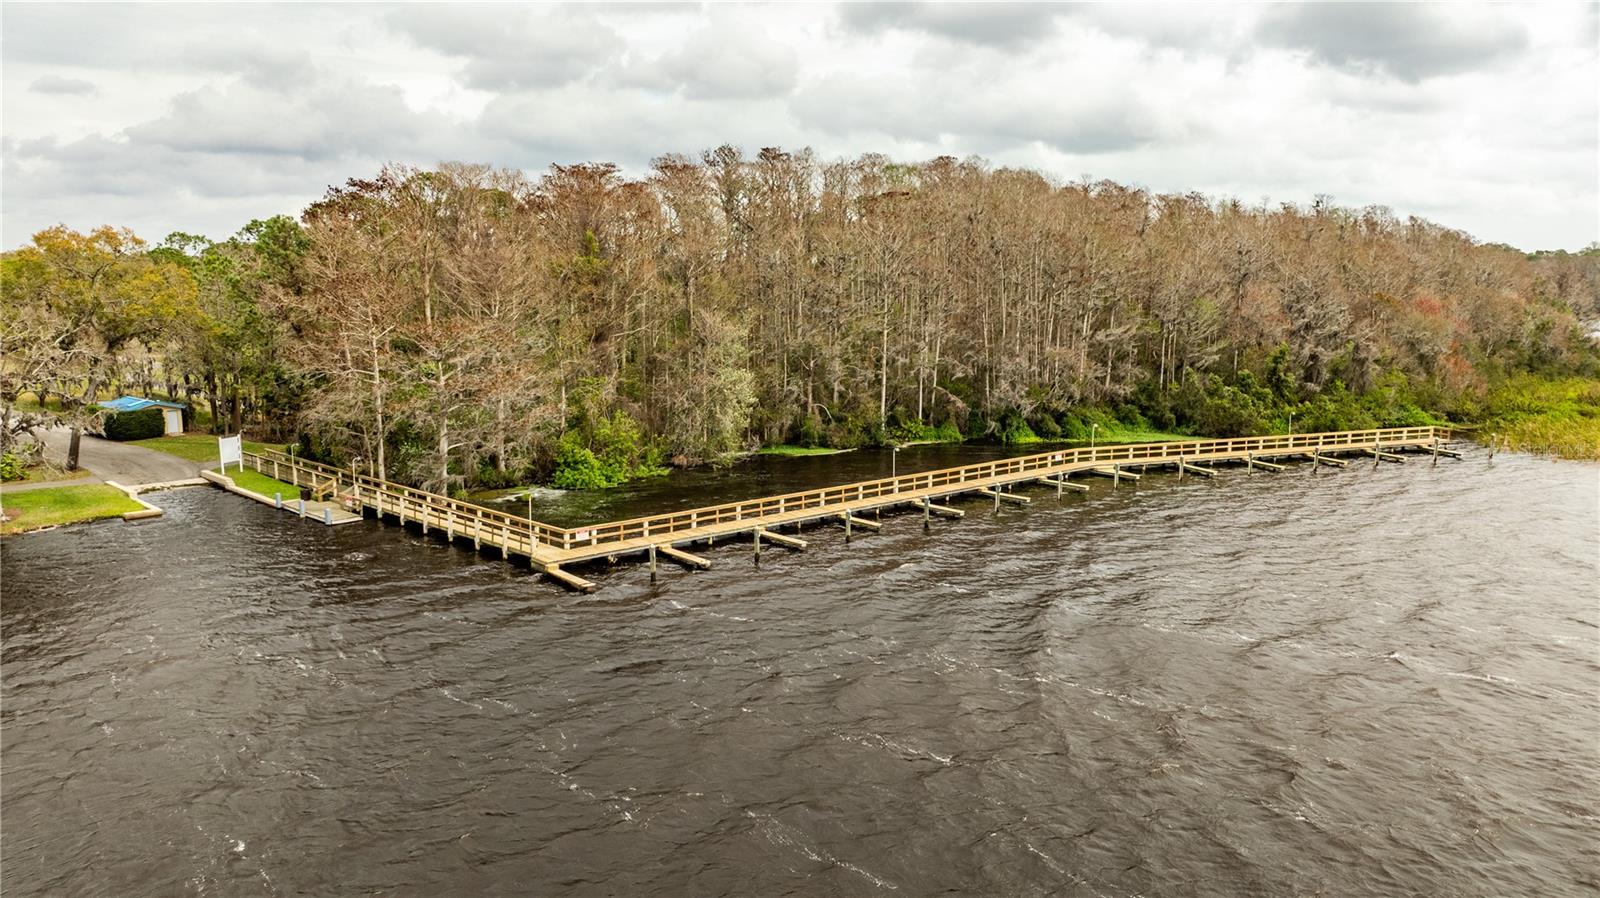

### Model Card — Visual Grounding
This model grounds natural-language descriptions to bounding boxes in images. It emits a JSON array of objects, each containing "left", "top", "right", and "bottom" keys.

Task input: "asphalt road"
[{"left": 1, "top": 427, "right": 202, "bottom": 493}]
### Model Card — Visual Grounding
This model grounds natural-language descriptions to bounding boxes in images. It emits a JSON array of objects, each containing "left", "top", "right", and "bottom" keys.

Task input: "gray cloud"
[
  {"left": 622, "top": 20, "right": 799, "bottom": 100},
  {"left": 836, "top": 1, "right": 1069, "bottom": 48},
  {"left": 384, "top": 4, "right": 620, "bottom": 90},
  {"left": 124, "top": 79, "right": 440, "bottom": 161},
  {"left": 1256, "top": 3, "right": 1530, "bottom": 82},
  {"left": 792, "top": 70, "right": 1168, "bottom": 156},
  {"left": 0, "top": 2, "right": 1594, "bottom": 252},
  {"left": 29, "top": 74, "right": 96, "bottom": 96}
]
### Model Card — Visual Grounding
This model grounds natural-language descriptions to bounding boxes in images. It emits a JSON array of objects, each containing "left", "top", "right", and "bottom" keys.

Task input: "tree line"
[{"left": 4, "top": 148, "right": 1597, "bottom": 489}]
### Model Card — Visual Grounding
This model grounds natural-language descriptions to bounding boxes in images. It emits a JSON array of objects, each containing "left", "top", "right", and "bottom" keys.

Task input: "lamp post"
[
  {"left": 1090, "top": 423, "right": 1099, "bottom": 451},
  {"left": 1288, "top": 412, "right": 1294, "bottom": 437},
  {"left": 891, "top": 444, "right": 899, "bottom": 478}
]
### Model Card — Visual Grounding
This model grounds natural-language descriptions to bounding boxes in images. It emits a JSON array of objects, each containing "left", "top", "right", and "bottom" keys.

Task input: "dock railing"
[
  {"left": 560, "top": 426, "right": 1448, "bottom": 549},
  {"left": 244, "top": 426, "right": 1448, "bottom": 556}
]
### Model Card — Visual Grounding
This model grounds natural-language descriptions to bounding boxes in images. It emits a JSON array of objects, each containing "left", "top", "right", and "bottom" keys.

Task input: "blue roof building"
[
  {"left": 98, "top": 396, "right": 187, "bottom": 413},
  {"left": 98, "top": 396, "right": 187, "bottom": 435}
]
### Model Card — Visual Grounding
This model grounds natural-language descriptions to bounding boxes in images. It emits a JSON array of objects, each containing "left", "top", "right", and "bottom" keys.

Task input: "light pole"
[
  {"left": 1090, "top": 423, "right": 1099, "bottom": 451},
  {"left": 1288, "top": 412, "right": 1294, "bottom": 437},
  {"left": 891, "top": 444, "right": 899, "bottom": 478}
]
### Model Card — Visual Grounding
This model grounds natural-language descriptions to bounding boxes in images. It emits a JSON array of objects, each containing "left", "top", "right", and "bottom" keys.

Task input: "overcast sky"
[{"left": 3, "top": 1, "right": 1596, "bottom": 251}]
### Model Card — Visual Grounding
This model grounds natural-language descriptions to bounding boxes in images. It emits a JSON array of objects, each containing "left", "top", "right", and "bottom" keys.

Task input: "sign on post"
[{"left": 218, "top": 435, "right": 243, "bottom": 473}]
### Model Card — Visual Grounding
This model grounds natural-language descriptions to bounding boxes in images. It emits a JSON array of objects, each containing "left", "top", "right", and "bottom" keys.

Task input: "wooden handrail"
[{"left": 247, "top": 426, "right": 1448, "bottom": 553}]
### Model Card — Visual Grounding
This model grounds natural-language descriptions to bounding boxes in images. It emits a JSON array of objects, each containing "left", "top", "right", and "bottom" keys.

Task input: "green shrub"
[
  {"left": 796, "top": 414, "right": 824, "bottom": 448},
  {"left": 103, "top": 408, "right": 165, "bottom": 441},
  {"left": 1032, "top": 413, "right": 1062, "bottom": 439},
  {"left": 1056, "top": 413, "right": 1089, "bottom": 441},
  {"left": 549, "top": 410, "right": 667, "bottom": 489},
  {"left": 551, "top": 438, "right": 615, "bottom": 490},
  {"left": 887, "top": 419, "right": 962, "bottom": 444},
  {"left": 997, "top": 412, "right": 1040, "bottom": 444},
  {"left": 1, "top": 452, "right": 26, "bottom": 481}
]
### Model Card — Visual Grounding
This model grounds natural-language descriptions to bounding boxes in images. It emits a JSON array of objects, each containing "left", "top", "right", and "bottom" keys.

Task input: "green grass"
[
  {"left": 131, "top": 434, "right": 286, "bottom": 463},
  {"left": 1090, "top": 425, "right": 1194, "bottom": 444},
  {"left": 7, "top": 392, "right": 69, "bottom": 414},
  {"left": 225, "top": 467, "right": 300, "bottom": 498},
  {"left": 1474, "top": 375, "right": 1600, "bottom": 460},
  {"left": 757, "top": 445, "right": 852, "bottom": 457},
  {"left": 1, "top": 484, "right": 144, "bottom": 535}
]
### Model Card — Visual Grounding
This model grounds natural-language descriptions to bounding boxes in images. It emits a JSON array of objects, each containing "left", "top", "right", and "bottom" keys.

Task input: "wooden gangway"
[{"left": 236, "top": 426, "right": 1458, "bottom": 592}]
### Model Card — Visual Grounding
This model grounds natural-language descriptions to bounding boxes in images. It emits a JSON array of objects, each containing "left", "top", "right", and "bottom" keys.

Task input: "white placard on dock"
[{"left": 218, "top": 435, "right": 243, "bottom": 472}]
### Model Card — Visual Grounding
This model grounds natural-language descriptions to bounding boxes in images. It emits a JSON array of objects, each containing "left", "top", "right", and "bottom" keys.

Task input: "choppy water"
[{"left": 2, "top": 448, "right": 1597, "bottom": 896}]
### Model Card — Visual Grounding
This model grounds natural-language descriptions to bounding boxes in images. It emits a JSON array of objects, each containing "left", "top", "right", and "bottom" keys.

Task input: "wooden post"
[
  {"left": 753, "top": 528, "right": 761, "bottom": 563},
  {"left": 649, "top": 544, "right": 657, "bottom": 582},
  {"left": 993, "top": 488, "right": 1000, "bottom": 514},
  {"left": 1113, "top": 466, "right": 1120, "bottom": 489},
  {"left": 1373, "top": 442, "right": 1382, "bottom": 470},
  {"left": 274, "top": 492, "right": 282, "bottom": 509},
  {"left": 1488, "top": 433, "right": 1497, "bottom": 461},
  {"left": 923, "top": 497, "right": 931, "bottom": 531},
  {"left": 1055, "top": 477, "right": 1062, "bottom": 498},
  {"left": 844, "top": 513, "right": 852, "bottom": 543},
  {"left": 1432, "top": 438, "right": 1439, "bottom": 467},
  {"left": 1178, "top": 453, "right": 1184, "bottom": 479},
  {"left": 474, "top": 518, "right": 482, "bottom": 550},
  {"left": 323, "top": 507, "right": 332, "bottom": 525},
  {"left": 298, "top": 497, "right": 306, "bottom": 518}
]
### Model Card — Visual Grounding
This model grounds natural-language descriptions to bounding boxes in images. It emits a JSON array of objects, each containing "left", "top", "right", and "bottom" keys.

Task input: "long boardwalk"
[{"left": 239, "top": 426, "right": 1460, "bottom": 592}]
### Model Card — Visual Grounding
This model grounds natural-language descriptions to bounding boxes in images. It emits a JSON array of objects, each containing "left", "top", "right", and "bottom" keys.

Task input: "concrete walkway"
[{"left": 1, "top": 427, "right": 203, "bottom": 493}]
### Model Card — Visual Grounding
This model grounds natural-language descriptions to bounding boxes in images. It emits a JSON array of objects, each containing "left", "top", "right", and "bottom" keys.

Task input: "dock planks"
[{"left": 229, "top": 426, "right": 1457, "bottom": 591}]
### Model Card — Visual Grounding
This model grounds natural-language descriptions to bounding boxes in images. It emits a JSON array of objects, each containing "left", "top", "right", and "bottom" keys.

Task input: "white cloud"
[{"left": 0, "top": 1, "right": 1594, "bottom": 251}]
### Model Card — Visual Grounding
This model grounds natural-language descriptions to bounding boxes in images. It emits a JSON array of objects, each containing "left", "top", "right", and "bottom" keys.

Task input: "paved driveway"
[{"left": 1, "top": 427, "right": 202, "bottom": 492}]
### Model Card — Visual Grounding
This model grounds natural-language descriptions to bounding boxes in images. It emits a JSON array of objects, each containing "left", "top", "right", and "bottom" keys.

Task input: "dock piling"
[{"left": 225, "top": 425, "right": 1454, "bottom": 593}]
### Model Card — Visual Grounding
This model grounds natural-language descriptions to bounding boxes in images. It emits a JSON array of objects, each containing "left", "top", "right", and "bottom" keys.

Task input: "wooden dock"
[{"left": 228, "top": 426, "right": 1457, "bottom": 592}]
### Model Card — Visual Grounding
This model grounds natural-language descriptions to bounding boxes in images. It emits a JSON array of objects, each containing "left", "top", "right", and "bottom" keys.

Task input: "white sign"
[{"left": 218, "top": 435, "right": 243, "bottom": 472}]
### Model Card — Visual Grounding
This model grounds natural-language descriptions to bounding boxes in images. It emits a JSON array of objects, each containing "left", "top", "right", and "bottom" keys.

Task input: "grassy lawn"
[
  {"left": 757, "top": 445, "right": 852, "bottom": 457},
  {"left": 1, "top": 484, "right": 143, "bottom": 535},
  {"left": 225, "top": 467, "right": 300, "bottom": 498},
  {"left": 131, "top": 434, "right": 287, "bottom": 463}
]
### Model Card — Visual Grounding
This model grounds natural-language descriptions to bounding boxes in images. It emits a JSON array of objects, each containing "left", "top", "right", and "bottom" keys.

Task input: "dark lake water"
[{"left": 3, "top": 446, "right": 1597, "bottom": 896}]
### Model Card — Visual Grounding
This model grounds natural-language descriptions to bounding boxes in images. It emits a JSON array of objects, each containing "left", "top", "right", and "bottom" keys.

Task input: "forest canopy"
[{"left": 4, "top": 148, "right": 1598, "bottom": 490}]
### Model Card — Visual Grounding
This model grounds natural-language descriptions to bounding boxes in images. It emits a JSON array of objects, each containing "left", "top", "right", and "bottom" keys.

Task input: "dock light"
[{"left": 1090, "top": 423, "right": 1099, "bottom": 450}]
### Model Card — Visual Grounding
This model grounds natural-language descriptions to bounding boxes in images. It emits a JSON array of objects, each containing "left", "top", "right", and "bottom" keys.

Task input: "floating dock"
[{"left": 226, "top": 427, "right": 1459, "bottom": 593}]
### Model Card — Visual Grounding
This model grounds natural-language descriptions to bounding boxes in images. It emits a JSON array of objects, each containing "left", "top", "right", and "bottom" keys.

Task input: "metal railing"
[{"left": 244, "top": 426, "right": 1448, "bottom": 555}]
